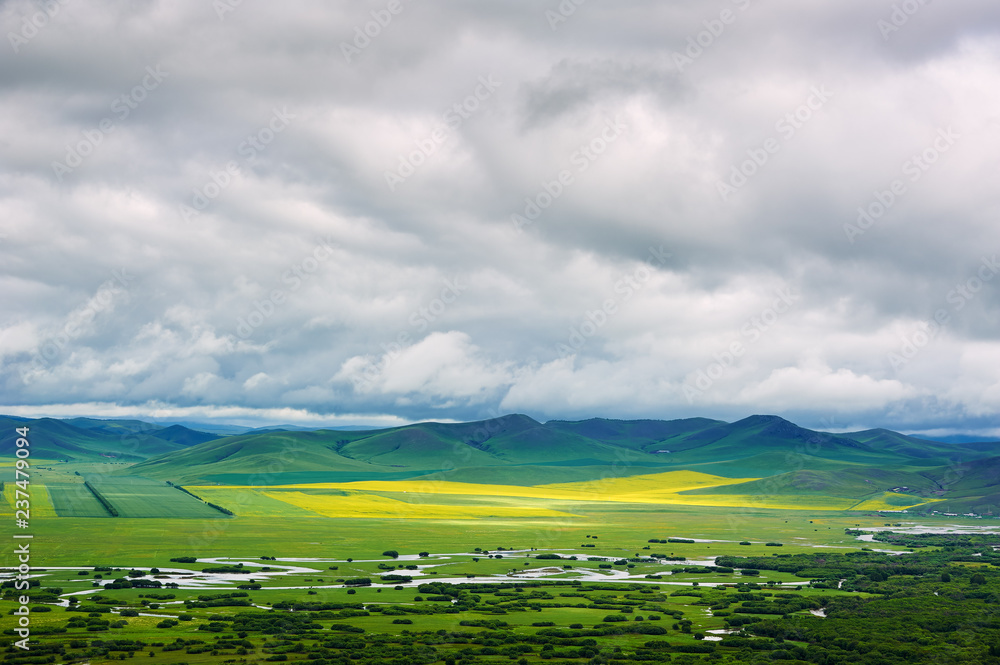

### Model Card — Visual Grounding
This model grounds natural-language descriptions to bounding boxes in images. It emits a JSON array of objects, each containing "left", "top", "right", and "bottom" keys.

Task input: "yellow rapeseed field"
[
  {"left": 221, "top": 470, "right": 756, "bottom": 503},
  {"left": 186, "top": 470, "right": 939, "bottom": 517},
  {"left": 2, "top": 480, "right": 57, "bottom": 517},
  {"left": 850, "top": 492, "right": 943, "bottom": 511},
  {"left": 261, "top": 490, "right": 577, "bottom": 519}
]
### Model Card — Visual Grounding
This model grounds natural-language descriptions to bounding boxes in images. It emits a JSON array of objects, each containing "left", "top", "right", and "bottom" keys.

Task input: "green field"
[
  {"left": 5, "top": 414, "right": 1000, "bottom": 663},
  {"left": 46, "top": 482, "right": 112, "bottom": 517},
  {"left": 4, "top": 505, "right": 1000, "bottom": 665},
  {"left": 85, "top": 476, "right": 229, "bottom": 519}
]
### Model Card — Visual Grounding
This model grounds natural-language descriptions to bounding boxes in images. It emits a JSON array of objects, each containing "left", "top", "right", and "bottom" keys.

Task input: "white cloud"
[
  {"left": 733, "top": 363, "right": 918, "bottom": 412},
  {"left": 1, "top": 0, "right": 999, "bottom": 432}
]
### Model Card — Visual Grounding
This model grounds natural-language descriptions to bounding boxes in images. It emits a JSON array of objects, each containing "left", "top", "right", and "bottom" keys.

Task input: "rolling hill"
[
  {"left": 6, "top": 412, "right": 999, "bottom": 512},
  {"left": 119, "top": 413, "right": 1000, "bottom": 493},
  {"left": 0, "top": 415, "right": 218, "bottom": 461}
]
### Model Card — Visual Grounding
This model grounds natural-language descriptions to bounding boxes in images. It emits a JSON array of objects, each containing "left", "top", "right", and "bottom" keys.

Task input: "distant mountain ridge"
[
  {"left": 5, "top": 412, "right": 999, "bottom": 513},
  {"left": 0, "top": 416, "right": 219, "bottom": 461}
]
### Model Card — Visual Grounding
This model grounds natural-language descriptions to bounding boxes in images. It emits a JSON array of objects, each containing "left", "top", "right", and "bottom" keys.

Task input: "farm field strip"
[
  {"left": 46, "top": 482, "right": 113, "bottom": 517},
  {"left": 2, "top": 477, "right": 57, "bottom": 517},
  {"left": 87, "top": 477, "right": 229, "bottom": 518}
]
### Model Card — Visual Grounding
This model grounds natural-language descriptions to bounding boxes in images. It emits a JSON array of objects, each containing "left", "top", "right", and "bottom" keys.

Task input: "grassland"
[
  {"left": 46, "top": 483, "right": 113, "bottom": 517},
  {"left": 4, "top": 413, "right": 1000, "bottom": 663},
  {"left": 86, "top": 476, "right": 226, "bottom": 519},
  {"left": 4, "top": 506, "right": 998, "bottom": 665},
  {"left": 5, "top": 457, "right": 998, "bottom": 665}
]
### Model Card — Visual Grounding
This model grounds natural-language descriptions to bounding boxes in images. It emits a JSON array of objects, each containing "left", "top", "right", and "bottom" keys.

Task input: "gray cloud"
[{"left": 1, "top": 0, "right": 999, "bottom": 435}]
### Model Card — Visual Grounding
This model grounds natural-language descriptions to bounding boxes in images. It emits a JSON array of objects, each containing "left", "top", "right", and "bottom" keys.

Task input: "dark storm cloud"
[{"left": 1, "top": 0, "right": 998, "bottom": 435}]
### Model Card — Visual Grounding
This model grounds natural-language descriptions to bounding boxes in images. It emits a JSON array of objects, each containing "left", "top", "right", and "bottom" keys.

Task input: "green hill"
[
  {"left": 126, "top": 415, "right": 686, "bottom": 484},
  {"left": 544, "top": 417, "right": 723, "bottom": 451},
  {"left": 0, "top": 416, "right": 191, "bottom": 461},
  {"left": 8, "top": 411, "right": 999, "bottom": 512},
  {"left": 120, "top": 413, "right": 994, "bottom": 490}
]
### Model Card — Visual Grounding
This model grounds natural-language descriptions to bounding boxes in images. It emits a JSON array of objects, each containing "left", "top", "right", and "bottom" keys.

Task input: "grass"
[
  {"left": 46, "top": 482, "right": 110, "bottom": 517},
  {"left": 15, "top": 499, "right": 970, "bottom": 568},
  {"left": 6, "top": 489, "right": 993, "bottom": 665},
  {"left": 2, "top": 478, "right": 57, "bottom": 517},
  {"left": 86, "top": 476, "right": 230, "bottom": 518}
]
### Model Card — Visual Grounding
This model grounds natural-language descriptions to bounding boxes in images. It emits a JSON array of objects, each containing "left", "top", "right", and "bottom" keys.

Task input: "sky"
[{"left": 1, "top": 0, "right": 999, "bottom": 437}]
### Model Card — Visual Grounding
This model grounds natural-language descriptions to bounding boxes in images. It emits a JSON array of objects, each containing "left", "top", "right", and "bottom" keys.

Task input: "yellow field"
[
  {"left": 1, "top": 479, "right": 57, "bottom": 518},
  {"left": 261, "top": 490, "right": 578, "bottom": 519},
  {"left": 183, "top": 470, "right": 941, "bottom": 518},
  {"left": 197, "top": 471, "right": 758, "bottom": 503},
  {"left": 850, "top": 492, "right": 943, "bottom": 511}
]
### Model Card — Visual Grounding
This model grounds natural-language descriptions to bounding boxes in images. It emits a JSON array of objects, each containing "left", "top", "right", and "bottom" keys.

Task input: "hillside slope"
[{"left": 0, "top": 416, "right": 194, "bottom": 461}]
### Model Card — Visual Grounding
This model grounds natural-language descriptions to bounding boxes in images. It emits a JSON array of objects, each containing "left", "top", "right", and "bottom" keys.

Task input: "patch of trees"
[
  {"left": 343, "top": 578, "right": 372, "bottom": 587},
  {"left": 184, "top": 592, "right": 252, "bottom": 608},
  {"left": 205, "top": 501, "right": 233, "bottom": 515},
  {"left": 219, "top": 612, "right": 324, "bottom": 634}
]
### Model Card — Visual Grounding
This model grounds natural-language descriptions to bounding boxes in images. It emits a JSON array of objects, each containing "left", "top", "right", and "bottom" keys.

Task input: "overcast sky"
[{"left": 2, "top": 0, "right": 999, "bottom": 436}]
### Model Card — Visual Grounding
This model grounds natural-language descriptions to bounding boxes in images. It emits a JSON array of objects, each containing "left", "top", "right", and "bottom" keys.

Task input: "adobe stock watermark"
[
  {"left": 349, "top": 277, "right": 468, "bottom": 391},
  {"left": 20, "top": 269, "right": 135, "bottom": 383},
  {"left": 51, "top": 65, "right": 168, "bottom": 181},
  {"left": 717, "top": 85, "right": 833, "bottom": 202},
  {"left": 235, "top": 236, "right": 337, "bottom": 339},
  {"left": 341, "top": 0, "right": 415, "bottom": 64},
  {"left": 213, "top": 0, "right": 244, "bottom": 20},
  {"left": 877, "top": 0, "right": 933, "bottom": 41},
  {"left": 672, "top": 0, "right": 753, "bottom": 73},
  {"left": 7, "top": 0, "right": 70, "bottom": 53},
  {"left": 511, "top": 115, "right": 628, "bottom": 233},
  {"left": 384, "top": 75, "right": 501, "bottom": 191},
  {"left": 887, "top": 254, "right": 999, "bottom": 371},
  {"left": 555, "top": 245, "right": 672, "bottom": 358},
  {"left": 179, "top": 107, "right": 295, "bottom": 223},
  {"left": 683, "top": 287, "right": 798, "bottom": 402},
  {"left": 844, "top": 126, "right": 959, "bottom": 244},
  {"left": 545, "top": 0, "right": 587, "bottom": 31}
]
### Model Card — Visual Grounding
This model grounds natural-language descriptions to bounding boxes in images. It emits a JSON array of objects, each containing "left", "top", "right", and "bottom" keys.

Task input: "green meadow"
[{"left": 5, "top": 414, "right": 1000, "bottom": 663}]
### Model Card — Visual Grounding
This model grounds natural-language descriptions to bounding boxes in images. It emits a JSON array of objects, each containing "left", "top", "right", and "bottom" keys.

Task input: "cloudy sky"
[{"left": 2, "top": 0, "right": 999, "bottom": 436}]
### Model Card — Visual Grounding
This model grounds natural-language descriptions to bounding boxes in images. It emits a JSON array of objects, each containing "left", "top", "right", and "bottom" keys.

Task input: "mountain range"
[{"left": 3, "top": 413, "right": 999, "bottom": 514}]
